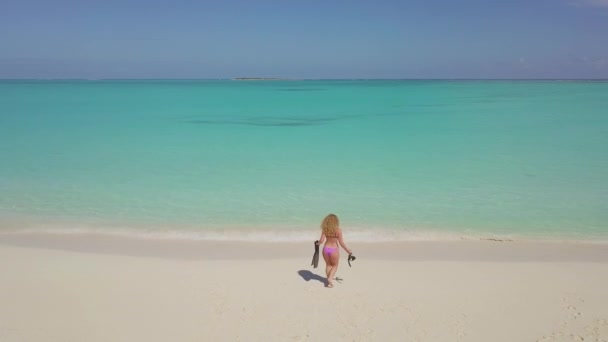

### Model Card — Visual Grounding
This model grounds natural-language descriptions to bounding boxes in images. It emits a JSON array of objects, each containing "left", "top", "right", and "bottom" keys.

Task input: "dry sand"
[{"left": 1, "top": 234, "right": 608, "bottom": 342}]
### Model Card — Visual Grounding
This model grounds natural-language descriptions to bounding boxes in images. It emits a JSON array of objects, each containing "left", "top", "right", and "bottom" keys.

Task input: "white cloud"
[{"left": 518, "top": 57, "right": 532, "bottom": 69}]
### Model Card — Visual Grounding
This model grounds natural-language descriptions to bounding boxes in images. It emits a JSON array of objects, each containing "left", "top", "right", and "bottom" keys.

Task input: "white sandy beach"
[{"left": 1, "top": 234, "right": 608, "bottom": 342}]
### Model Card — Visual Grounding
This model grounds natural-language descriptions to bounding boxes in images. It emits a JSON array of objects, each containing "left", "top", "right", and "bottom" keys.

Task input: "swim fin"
[
  {"left": 311, "top": 240, "right": 320, "bottom": 268},
  {"left": 348, "top": 253, "right": 356, "bottom": 267}
]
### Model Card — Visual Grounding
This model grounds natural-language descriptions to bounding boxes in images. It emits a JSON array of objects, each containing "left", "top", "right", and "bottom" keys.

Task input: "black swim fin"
[
  {"left": 311, "top": 240, "right": 320, "bottom": 268},
  {"left": 347, "top": 253, "right": 356, "bottom": 267}
]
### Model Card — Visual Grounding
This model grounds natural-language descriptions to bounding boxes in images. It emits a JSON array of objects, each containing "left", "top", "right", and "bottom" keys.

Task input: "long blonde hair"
[{"left": 321, "top": 214, "right": 340, "bottom": 236}]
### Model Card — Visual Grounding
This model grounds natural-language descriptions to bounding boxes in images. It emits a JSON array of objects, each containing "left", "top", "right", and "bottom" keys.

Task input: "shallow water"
[{"left": 1, "top": 80, "right": 607, "bottom": 240}]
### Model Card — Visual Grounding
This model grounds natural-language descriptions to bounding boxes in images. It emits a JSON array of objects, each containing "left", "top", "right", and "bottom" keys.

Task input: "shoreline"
[
  {"left": 1, "top": 232, "right": 607, "bottom": 262},
  {"left": 2, "top": 214, "right": 607, "bottom": 244}
]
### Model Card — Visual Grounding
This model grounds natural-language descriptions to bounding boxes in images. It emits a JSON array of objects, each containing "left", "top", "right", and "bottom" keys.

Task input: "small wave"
[
  {"left": 2, "top": 216, "right": 606, "bottom": 244},
  {"left": 2, "top": 224, "right": 597, "bottom": 243},
  {"left": 2, "top": 226, "right": 468, "bottom": 242}
]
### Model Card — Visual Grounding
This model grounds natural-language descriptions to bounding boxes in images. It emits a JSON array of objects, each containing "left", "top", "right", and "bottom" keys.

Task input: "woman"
[{"left": 316, "top": 214, "right": 352, "bottom": 288}]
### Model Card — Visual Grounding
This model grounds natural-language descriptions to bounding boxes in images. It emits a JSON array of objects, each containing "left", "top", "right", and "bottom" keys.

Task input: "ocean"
[{"left": 0, "top": 80, "right": 606, "bottom": 241}]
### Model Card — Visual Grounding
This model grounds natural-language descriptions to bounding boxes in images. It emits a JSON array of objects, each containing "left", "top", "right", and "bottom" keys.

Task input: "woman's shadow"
[{"left": 297, "top": 270, "right": 327, "bottom": 285}]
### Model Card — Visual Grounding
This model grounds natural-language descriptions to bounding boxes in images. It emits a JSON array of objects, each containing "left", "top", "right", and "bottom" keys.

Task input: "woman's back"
[{"left": 323, "top": 230, "right": 340, "bottom": 247}]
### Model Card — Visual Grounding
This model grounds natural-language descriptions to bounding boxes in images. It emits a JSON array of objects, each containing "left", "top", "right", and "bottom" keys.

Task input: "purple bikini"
[{"left": 323, "top": 246, "right": 338, "bottom": 256}]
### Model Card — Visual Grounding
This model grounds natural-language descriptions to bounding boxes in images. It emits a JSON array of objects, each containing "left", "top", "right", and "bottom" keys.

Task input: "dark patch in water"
[
  {"left": 186, "top": 119, "right": 238, "bottom": 125},
  {"left": 407, "top": 103, "right": 449, "bottom": 107},
  {"left": 373, "top": 112, "right": 406, "bottom": 117},
  {"left": 275, "top": 88, "right": 325, "bottom": 92},
  {"left": 185, "top": 116, "right": 340, "bottom": 127},
  {"left": 183, "top": 111, "right": 413, "bottom": 128}
]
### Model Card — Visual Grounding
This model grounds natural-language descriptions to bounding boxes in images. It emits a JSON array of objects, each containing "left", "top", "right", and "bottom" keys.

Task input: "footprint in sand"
[
  {"left": 584, "top": 318, "right": 608, "bottom": 342},
  {"left": 536, "top": 331, "right": 564, "bottom": 342},
  {"left": 562, "top": 294, "right": 584, "bottom": 321},
  {"left": 451, "top": 313, "right": 469, "bottom": 341},
  {"left": 537, "top": 293, "right": 589, "bottom": 342},
  {"left": 291, "top": 333, "right": 310, "bottom": 341},
  {"left": 379, "top": 301, "right": 424, "bottom": 340},
  {"left": 571, "top": 334, "right": 585, "bottom": 341},
  {"left": 210, "top": 287, "right": 228, "bottom": 315},
  {"left": 536, "top": 332, "right": 584, "bottom": 342}
]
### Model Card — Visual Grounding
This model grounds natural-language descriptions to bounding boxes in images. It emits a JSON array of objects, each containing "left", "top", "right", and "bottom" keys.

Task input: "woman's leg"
[
  {"left": 322, "top": 250, "right": 332, "bottom": 287},
  {"left": 327, "top": 252, "right": 340, "bottom": 288}
]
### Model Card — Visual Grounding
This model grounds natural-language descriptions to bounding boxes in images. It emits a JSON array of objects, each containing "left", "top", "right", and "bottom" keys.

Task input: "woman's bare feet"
[{"left": 326, "top": 280, "right": 334, "bottom": 288}]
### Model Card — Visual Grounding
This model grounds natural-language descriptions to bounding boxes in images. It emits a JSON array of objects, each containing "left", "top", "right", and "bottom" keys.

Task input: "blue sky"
[{"left": 1, "top": 0, "right": 607, "bottom": 79}]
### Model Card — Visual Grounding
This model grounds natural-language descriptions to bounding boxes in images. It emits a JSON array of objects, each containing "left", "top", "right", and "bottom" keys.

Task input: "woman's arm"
[
  {"left": 338, "top": 230, "right": 352, "bottom": 254},
  {"left": 318, "top": 232, "right": 326, "bottom": 246}
]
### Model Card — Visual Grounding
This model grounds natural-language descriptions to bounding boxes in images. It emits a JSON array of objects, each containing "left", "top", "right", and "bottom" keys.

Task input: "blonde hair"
[{"left": 321, "top": 214, "right": 340, "bottom": 236}]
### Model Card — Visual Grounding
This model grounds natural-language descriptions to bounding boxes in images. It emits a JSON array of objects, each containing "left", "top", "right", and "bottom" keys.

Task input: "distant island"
[{"left": 231, "top": 77, "right": 285, "bottom": 81}]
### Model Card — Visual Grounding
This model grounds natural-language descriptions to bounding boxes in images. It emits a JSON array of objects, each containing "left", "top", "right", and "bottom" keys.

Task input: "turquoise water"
[{"left": 0, "top": 80, "right": 607, "bottom": 240}]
